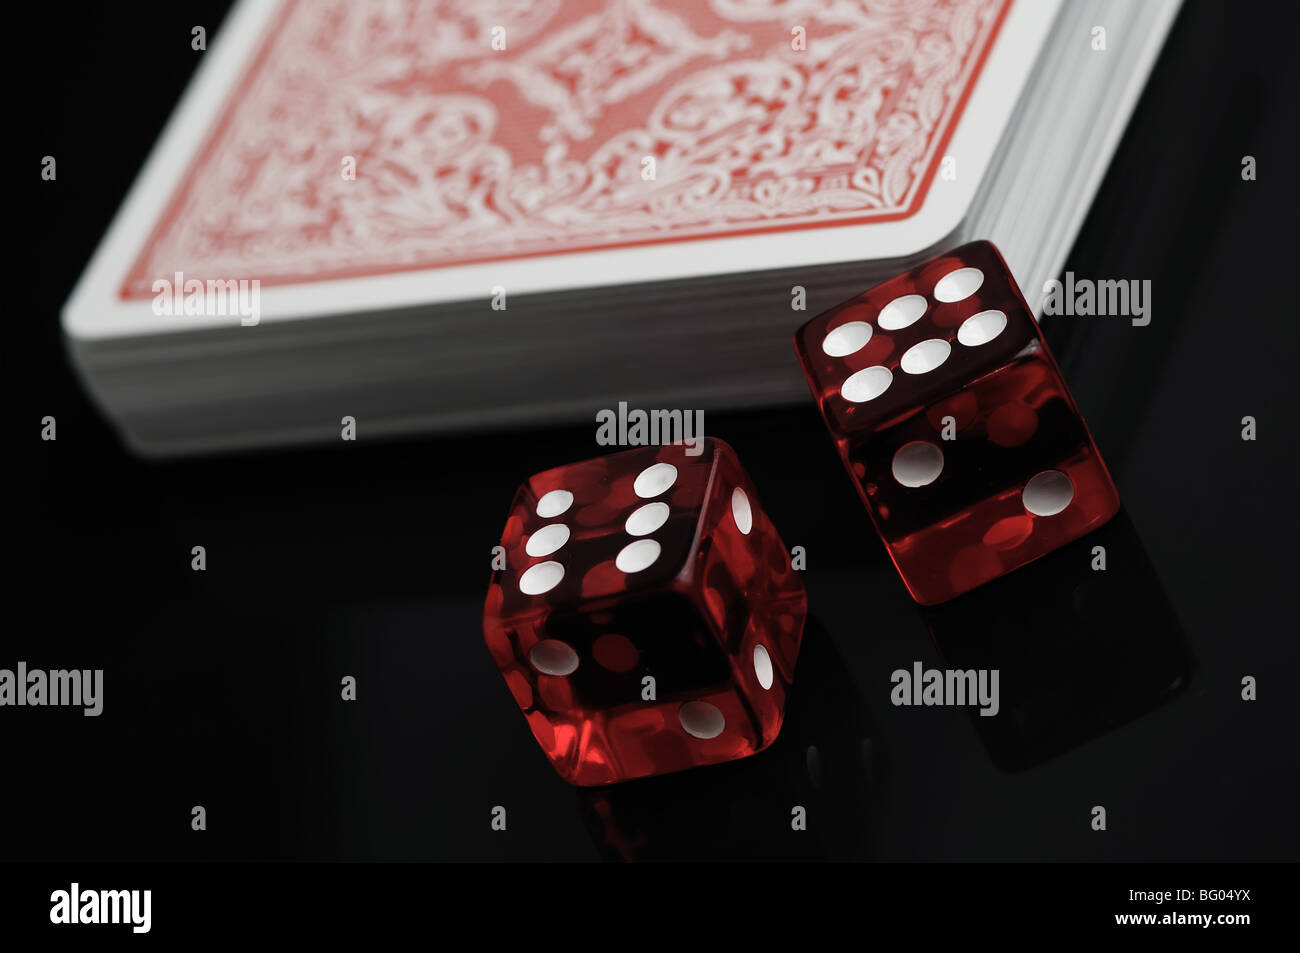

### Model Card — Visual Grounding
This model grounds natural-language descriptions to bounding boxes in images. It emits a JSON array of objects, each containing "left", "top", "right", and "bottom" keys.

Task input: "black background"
[{"left": 8, "top": 0, "right": 1299, "bottom": 862}]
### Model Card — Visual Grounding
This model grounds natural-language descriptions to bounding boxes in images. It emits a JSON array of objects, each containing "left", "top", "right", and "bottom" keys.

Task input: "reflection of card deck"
[{"left": 63, "top": 0, "right": 1182, "bottom": 456}]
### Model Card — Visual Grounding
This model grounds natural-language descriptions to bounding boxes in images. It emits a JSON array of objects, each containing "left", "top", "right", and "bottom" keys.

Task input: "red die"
[
  {"left": 794, "top": 240, "right": 1120, "bottom": 605},
  {"left": 482, "top": 439, "right": 806, "bottom": 785}
]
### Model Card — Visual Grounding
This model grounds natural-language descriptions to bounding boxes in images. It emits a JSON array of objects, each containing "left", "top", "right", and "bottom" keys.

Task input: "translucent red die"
[
  {"left": 483, "top": 439, "right": 807, "bottom": 785},
  {"left": 793, "top": 240, "right": 1120, "bottom": 605}
]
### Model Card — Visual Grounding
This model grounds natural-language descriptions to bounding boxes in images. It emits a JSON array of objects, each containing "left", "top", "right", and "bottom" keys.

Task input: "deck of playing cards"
[{"left": 63, "top": 0, "right": 1182, "bottom": 455}]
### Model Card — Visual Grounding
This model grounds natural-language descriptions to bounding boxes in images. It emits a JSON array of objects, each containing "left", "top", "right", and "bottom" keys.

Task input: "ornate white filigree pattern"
[{"left": 124, "top": 0, "right": 1008, "bottom": 295}]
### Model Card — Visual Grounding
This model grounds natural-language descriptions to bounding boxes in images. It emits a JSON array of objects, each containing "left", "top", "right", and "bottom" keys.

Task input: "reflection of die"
[
  {"left": 483, "top": 439, "right": 807, "bottom": 785},
  {"left": 794, "top": 240, "right": 1120, "bottom": 605},
  {"left": 924, "top": 512, "right": 1189, "bottom": 771},
  {"left": 576, "top": 618, "right": 880, "bottom": 860}
]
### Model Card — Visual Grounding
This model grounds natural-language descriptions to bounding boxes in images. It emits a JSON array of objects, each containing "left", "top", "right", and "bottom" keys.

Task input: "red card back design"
[{"left": 122, "top": 0, "right": 1011, "bottom": 298}]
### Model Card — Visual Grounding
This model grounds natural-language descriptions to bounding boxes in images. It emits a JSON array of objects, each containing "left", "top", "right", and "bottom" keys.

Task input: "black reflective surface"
[{"left": 9, "top": 0, "right": 1297, "bottom": 861}]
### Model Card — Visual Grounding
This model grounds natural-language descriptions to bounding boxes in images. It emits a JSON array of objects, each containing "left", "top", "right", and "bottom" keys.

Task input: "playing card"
[{"left": 64, "top": 0, "right": 1061, "bottom": 341}]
